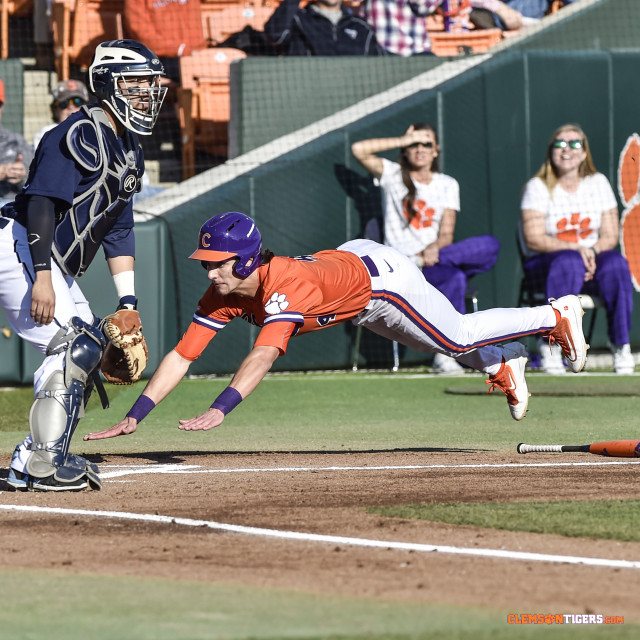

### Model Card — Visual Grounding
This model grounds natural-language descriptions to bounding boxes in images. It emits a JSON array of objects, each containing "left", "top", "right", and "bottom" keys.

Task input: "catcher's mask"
[
  {"left": 189, "top": 212, "right": 263, "bottom": 278},
  {"left": 88, "top": 39, "right": 166, "bottom": 135}
]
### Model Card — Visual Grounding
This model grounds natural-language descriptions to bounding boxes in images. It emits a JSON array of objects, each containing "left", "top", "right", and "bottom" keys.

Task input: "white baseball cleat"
[
  {"left": 545, "top": 295, "right": 588, "bottom": 373},
  {"left": 486, "top": 342, "right": 530, "bottom": 421}
]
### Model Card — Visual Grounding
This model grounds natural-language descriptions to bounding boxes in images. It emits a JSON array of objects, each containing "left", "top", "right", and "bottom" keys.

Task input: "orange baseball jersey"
[{"left": 175, "top": 250, "right": 372, "bottom": 360}]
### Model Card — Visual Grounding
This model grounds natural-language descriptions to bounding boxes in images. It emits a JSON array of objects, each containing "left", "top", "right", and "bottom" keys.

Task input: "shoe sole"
[
  {"left": 30, "top": 481, "right": 88, "bottom": 492},
  {"left": 501, "top": 343, "right": 529, "bottom": 421},
  {"left": 554, "top": 296, "right": 588, "bottom": 373}
]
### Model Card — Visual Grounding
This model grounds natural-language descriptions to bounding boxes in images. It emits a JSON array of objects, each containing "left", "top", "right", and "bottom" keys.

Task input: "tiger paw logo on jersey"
[
  {"left": 619, "top": 133, "right": 640, "bottom": 290},
  {"left": 265, "top": 292, "right": 289, "bottom": 314}
]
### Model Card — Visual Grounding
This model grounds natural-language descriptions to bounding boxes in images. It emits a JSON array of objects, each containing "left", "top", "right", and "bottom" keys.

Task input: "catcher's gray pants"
[{"left": 340, "top": 239, "right": 556, "bottom": 374}]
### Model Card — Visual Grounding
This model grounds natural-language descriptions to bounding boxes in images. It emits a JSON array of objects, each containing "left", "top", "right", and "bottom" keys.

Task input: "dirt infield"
[{"left": 1, "top": 450, "right": 638, "bottom": 620}]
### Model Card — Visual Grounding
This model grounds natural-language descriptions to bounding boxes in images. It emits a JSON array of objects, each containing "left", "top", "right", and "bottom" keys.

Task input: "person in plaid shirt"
[{"left": 358, "top": 0, "right": 439, "bottom": 56}]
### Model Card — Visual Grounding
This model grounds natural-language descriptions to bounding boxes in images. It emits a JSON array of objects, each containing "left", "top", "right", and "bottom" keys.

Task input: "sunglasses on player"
[
  {"left": 552, "top": 139, "right": 584, "bottom": 150},
  {"left": 406, "top": 141, "right": 434, "bottom": 149},
  {"left": 54, "top": 97, "right": 86, "bottom": 109}
]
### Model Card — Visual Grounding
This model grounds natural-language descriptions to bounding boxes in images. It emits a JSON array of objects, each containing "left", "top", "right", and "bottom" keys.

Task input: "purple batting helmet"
[{"left": 189, "top": 212, "right": 263, "bottom": 277}]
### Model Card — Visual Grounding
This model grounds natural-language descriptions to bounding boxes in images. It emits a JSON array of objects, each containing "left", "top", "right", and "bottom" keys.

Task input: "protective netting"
[{"left": 2, "top": 0, "right": 640, "bottom": 377}]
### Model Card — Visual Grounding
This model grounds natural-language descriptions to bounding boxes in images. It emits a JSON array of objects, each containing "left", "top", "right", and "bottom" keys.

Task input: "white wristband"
[{"left": 112, "top": 270, "right": 136, "bottom": 300}]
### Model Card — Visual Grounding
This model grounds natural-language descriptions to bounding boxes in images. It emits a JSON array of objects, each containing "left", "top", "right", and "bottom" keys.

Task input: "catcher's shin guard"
[{"left": 26, "top": 317, "right": 106, "bottom": 487}]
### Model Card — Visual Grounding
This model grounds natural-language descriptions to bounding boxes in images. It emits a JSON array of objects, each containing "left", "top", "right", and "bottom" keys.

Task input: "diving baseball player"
[
  {"left": 84, "top": 212, "right": 588, "bottom": 442},
  {"left": 2, "top": 39, "right": 166, "bottom": 491}
]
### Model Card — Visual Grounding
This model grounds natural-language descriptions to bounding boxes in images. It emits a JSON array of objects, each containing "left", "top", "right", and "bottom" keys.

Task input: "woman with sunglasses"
[
  {"left": 520, "top": 123, "right": 634, "bottom": 374},
  {"left": 32, "top": 80, "right": 90, "bottom": 150},
  {"left": 352, "top": 123, "right": 500, "bottom": 374}
]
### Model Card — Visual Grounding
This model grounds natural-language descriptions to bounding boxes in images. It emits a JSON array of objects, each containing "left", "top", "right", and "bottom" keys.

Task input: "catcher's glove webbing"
[{"left": 100, "top": 310, "right": 148, "bottom": 384}]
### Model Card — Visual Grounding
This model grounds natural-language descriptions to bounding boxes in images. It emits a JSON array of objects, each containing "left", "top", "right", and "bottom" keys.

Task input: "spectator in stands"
[
  {"left": 33, "top": 79, "right": 91, "bottom": 150},
  {"left": 472, "top": 0, "right": 581, "bottom": 30},
  {"left": 351, "top": 123, "right": 500, "bottom": 374},
  {"left": 123, "top": 0, "right": 207, "bottom": 82},
  {"left": 358, "top": 0, "right": 438, "bottom": 56},
  {"left": 265, "top": 0, "right": 388, "bottom": 56},
  {"left": 520, "top": 123, "right": 634, "bottom": 374},
  {"left": 469, "top": 0, "right": 534, "bottom": 30},
  {"left": 0, "top": 78, "right": 34, "bottom": 207}
]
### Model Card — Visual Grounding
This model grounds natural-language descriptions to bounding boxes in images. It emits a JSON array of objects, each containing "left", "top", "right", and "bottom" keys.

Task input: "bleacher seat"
[
  {"left": 1, "top": 0, "right": 33, "bottom": 60},
  {"left": 178, "top": 47, "right": 247, "bottom": 179},
  {"left": 51, "top": 0, "right": 124, "bottom": 81},
  {"left": 430, "top": 27, "right": 502, "bottom": 56}
]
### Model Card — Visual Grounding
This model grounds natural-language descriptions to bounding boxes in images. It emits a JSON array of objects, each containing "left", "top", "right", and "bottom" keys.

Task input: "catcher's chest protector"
[{"left": 53, "top": 105, "right": 144, "bottom": 277}]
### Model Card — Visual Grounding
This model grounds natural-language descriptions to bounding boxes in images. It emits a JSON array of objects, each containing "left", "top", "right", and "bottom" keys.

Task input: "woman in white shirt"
[
  {"left": 521, "top": 123, "right": 634, "bottom": 374},
  {"left": 352, "top": 123, "right": 500, "bottom": 373}
]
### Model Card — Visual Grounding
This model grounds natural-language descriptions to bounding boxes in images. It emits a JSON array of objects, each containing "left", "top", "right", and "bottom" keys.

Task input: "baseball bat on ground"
[{"left": 517, "top": 440, "right": 640, "bottom": 458}]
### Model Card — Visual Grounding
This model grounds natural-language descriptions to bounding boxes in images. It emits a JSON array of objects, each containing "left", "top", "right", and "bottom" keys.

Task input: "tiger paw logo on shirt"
[
  {"left": 619, "top": 133, "right": 640, "bottom": 290},
  {"left": 556, "top": 212, "right": 592, "bottom": 243},
  {"left": 265, "top": 292, "right": 289, "bottom": 314}
]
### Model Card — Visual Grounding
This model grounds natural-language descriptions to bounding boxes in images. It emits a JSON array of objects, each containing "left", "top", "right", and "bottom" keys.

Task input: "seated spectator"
[
  {"left": 0, "top": 78, "right": 34, "bottom": 207},
  {"left": 358, "top": 0, "right": 439, "bottom": 56},
  {"left": 520, "top": 123, "right": 634, "bottom": 374},
  {"left": 123, "top": 0, "right": 207, "bottom": 82},
  {"left": 33, "top": 79, "right": 91, "bottom": 150},
  {"left": 472, "top": 0, "right": 581, "bottom": 29},
  {"left": 351, "top": 123, "right": 500, "bottom": 374},
  {"left": 265, "top": 0, "right": 388, "bottom": 56},
  {"left": 469, "top": 0, "right": 532, "bottom": 30}
]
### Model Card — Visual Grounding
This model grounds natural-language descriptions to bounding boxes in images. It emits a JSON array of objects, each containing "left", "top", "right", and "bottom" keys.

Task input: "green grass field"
[{"left": 2, "top": 371, "right": 639, "bottom": 639}]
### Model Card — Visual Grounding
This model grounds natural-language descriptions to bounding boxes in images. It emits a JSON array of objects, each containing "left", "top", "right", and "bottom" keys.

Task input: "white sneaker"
[
  {"left": 538, "top": 338, "right": 565, "bottom": 374},
  {"left": 613, "top": 344, "right": 635, "bottom": 375},
  {"left": 545, "top": 295, "right": 588, "bottom": 373},
  {"left": 486, "top": 342, "right": 530, "bottom": 421},
  {"left": 432, "top": 352, "right": 465, "bottom": 375}
]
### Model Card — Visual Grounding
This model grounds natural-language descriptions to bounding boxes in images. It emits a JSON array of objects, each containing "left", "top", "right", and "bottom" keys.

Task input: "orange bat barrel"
[{"left": 589, "top": 440, "right": 640, "bottom": 457}]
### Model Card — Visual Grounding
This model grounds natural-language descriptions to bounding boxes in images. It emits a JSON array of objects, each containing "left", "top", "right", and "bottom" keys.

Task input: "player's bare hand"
[
  {"left": 84, "top": 417, "right": 138, "bottom": 440},
  {"left": 30, "top": 274, "right": 56, "bottom": 325},
  {"left": 178, "top": 408, "right": 225, "bottom": 431}
]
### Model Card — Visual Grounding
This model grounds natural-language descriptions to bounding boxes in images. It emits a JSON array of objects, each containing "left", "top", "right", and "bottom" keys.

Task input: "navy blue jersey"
[{"left": 2, "top": 105, "right": 144, "bottom": 277}]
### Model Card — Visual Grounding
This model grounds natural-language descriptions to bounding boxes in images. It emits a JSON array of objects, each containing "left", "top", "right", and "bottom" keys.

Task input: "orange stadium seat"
[
  {"left": 51, "top": 0, "right": 124, "bottom": 81},
  {"left": 178, "top": 47, "right": 247, "bottom": 179},
  {"left": 429, "top": 27, "right": 502, "bottom": 56},
  {"left": 1, "top": 0, "right": 33, "bottom": 59}
]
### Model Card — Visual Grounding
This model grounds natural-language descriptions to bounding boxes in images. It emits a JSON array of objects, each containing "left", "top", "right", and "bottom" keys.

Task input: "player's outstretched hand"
[
  {"left": 83, "top": 417, "right": 138, "bottom": 440},
  {"left": 178, "top": 408, "right": 225, "bottom": 431}
]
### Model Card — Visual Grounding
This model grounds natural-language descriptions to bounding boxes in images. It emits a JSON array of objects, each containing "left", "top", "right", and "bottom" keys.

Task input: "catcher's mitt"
[{"left": 100, "top": 310, "right": 148, "bottom": 385}]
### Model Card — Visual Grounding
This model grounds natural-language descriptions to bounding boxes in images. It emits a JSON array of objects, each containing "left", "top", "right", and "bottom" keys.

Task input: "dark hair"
[
  {"left": 261, "top": 249, "right": 275, "bottom": 264},
  {"left": 398, "top": 123, "right": 439, "bottom": 224}
]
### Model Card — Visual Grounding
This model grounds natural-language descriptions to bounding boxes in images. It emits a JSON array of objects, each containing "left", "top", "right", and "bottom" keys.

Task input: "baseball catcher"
[
  {"left": 84, "top": 212, "right": 588, "bottom": 443},
  {"left": 3, "top": 39, "right": 164, "bottom": 491}
]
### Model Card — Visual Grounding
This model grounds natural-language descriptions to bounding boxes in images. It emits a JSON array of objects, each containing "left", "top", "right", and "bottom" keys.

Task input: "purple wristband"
[
  {"left": 211, "top": 387, "right": 243, "bottom": 415},
  {"left": 126, "top": 395, "right": 156, "bottom": 423}
]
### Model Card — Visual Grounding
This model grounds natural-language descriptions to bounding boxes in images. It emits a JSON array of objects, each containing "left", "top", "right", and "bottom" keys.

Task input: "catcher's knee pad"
[{"left": 26, "top": 318, "right": 106, "bottom": 480}]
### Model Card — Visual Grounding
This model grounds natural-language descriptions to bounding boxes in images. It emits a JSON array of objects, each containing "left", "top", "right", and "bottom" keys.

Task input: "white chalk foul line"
[
  {"left": 99, "top": 460, "right": 640, "bottom": 479},
  {"left": 1, "top": 504, "right": 639, "bottom": 571}
]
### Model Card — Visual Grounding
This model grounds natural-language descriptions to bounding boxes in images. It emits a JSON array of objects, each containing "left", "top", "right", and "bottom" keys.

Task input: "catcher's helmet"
[
  {"left": 190, "top": 212, "right": 263, "bottom": 277},
  {"left": 88, "top": 39, "right": 166, "bottom": 135}
]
